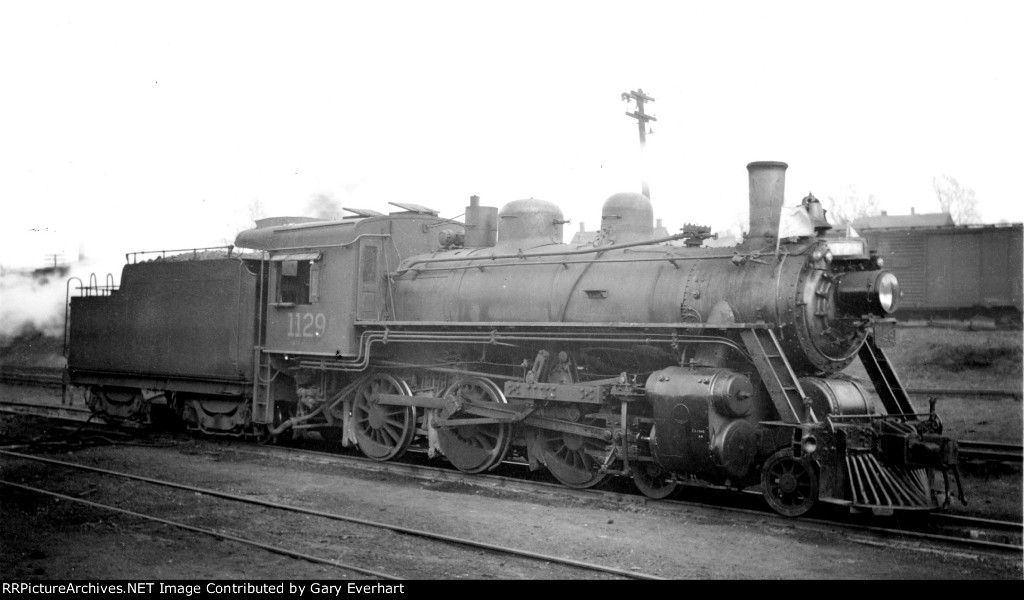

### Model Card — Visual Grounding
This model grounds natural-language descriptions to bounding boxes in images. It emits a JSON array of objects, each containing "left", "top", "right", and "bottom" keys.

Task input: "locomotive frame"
[{"left": 65, "top": 162, "right": 963, "bottom": 517}]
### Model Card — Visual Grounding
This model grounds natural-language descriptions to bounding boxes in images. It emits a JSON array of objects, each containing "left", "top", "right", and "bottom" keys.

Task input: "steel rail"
[
  {"left": 0, "top": 479, "right": 400, "bottom": 580},
  {"left": 906, "top": 387, "right": 1022, "bottom": 400},
  {"left": 0, "top": 450, "right": 665, "bottom": 581},
  {"left": 930, "top": 512, "right": 1024, "bottom": 533},
  {"left": 0, "top": 367, "right": 63, "bottom": 386},
  {"left": 0, "top": 400, "right": 93, "bottom": 423},
  {"left": 825, "top": 517, "right": 1023, "bottom": 554},
  {"left": 958, "top": 440, "right": 1024, "bottom": 462}
]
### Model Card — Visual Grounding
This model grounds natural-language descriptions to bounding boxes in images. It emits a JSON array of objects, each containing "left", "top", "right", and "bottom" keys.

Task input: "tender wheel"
[
  {"left": 86, "top": 386, "right": 148, "bottom": 424},
  {"left": 761, "top": 449, "right": 819, "bottom": 517},
  {"left": 353, "top": 374, "right": 417, "bottom": 461},
  {"left": 435, "top": 377, "right": 512, "bottom": 473},
  {"left": 538, "top": 429, "right": 610, "bottom": 489},
  {"left": 632, "top": 462, "right": 677, "bottom": 499}
]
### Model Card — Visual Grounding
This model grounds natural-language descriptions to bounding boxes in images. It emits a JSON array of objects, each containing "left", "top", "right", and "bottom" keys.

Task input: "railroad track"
[
  {"left": 905, "top": 387, "right": 1023, "bottom": 400},
  {"left": 0, "top": 399, "right": 94, "bottom": 423},
  {"left": 5, "top": 392, "right": 1020, "bottom": 465},
  {"left": 958, "top": 440, "right": 1023, "bottom": 462},
  {"left": 6, "top": 424, "right": 1019, "bottom": 563},
  {"left": 0, "top": 366, "right": 64, "bottom": 387},
  {"left": 2, "top": 386, "right": 1021, "bottom": 561},
  {"left": 0, "top": 449, "right": 663, "bottom": 580}
]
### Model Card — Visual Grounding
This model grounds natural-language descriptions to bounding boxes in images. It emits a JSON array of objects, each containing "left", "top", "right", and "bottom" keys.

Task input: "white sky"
[{"left": 1, "top": 0, "right": 1021, "bottom": 270}]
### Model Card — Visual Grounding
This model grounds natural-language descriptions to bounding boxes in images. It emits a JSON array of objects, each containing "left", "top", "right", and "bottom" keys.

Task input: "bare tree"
[
  {"left": 933, "top": 175, "right": 980, "bottom": 224},
  {"left": 220, "top": 198, "right": 268, "bottom": 245},
  {"left": 826, "top": 185, "right": 882, "bottom": 228},
  {"left": 248, "top": 198, "right": 266, "bottom": 223}
]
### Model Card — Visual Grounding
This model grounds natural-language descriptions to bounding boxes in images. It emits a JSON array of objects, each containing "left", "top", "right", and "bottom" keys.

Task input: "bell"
[{"left": 802, "top": 193, "right": 832, "bottom": 233}]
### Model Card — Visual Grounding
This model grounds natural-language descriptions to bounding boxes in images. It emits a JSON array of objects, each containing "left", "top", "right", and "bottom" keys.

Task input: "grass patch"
[
  {"left": 845, "top": 327, "right": 1022, "bottom": 444},
  {"left": 925, "top": 343, "right": 1022, "bottom": 372},
  {"left": 845, "top": 327, "right": 1022, "bottom": 394}
]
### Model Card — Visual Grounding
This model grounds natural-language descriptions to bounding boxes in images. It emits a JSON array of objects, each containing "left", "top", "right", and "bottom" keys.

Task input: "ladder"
[
  {"left": 252, "top": 348, "right": 273, "bottom": 425},
  {"left": 858, "top": 334, "right": 917, "bottom": 418},
  {"left": 740, "top": 328, "right": 816, "bottom": 424}
]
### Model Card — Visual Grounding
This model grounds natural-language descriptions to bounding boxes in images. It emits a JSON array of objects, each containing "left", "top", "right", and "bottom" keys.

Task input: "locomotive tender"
[{"left": 66, "top": 161, "right": 962, "bottom": 516}]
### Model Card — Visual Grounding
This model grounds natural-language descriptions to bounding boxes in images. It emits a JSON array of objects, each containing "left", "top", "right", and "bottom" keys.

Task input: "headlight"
[
  {"left": 876, "top": 272, "right": 900, "bottom": 313},
  {"left": 836, "top": 270, "right": 901, "bottom": 316}
]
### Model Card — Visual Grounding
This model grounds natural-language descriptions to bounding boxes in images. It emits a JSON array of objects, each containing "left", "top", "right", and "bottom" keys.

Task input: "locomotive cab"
[{"left": 234, "top": 209, "right": 461, "bottom": 358}]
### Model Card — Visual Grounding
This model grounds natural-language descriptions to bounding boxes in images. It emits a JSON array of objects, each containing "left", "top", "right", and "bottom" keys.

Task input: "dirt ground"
[{"left": 1, "top": 414, "right": 1021, "bottom": 581}]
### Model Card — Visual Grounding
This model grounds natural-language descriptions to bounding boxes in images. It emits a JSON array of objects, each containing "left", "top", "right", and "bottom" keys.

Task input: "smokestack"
[{"left": 747, "top": 161, "right": 788, "bottom": 241}]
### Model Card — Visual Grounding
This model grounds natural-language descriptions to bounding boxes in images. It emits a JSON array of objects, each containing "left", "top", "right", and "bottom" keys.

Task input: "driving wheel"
[
  {"left": 539, "top": 429, "right": 610, "bottom": 489},
  {"left": 352, "top": 373, "right": 417, "bottom": 461},
  {"left": 435, "top": 377, "right": 512, "bottom": 473}
]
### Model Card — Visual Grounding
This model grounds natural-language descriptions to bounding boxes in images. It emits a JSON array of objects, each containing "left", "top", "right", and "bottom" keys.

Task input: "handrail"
[
  {"left": 125, "top": 245, "right": 236, "bottom": 264},
  {"left": 394, "top": 233, "right": 692, "bottom": 275},
  {"left": 63, "top": 277, "right": 83, "bottom": 358}
]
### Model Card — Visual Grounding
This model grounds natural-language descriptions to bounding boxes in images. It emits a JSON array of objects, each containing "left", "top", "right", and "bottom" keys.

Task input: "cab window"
[{"left": 274, "top": 254, "right": 321, "bottom": 305}]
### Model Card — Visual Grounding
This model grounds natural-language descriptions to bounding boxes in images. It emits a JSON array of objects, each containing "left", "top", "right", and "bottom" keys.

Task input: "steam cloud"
[
  {"left": 305, "top": 193, "right": 344, "bottom": 220},
  {"left": 0, "top": 258, "right": 125, "bottom": 341}
]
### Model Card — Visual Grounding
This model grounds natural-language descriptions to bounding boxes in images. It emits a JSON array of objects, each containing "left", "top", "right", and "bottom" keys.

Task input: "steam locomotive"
[{"left": 66, "top": 161, "right": 963, "bottom": 517}]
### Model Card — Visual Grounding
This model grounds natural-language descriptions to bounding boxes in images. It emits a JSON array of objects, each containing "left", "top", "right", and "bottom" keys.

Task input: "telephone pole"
[{"left": 622, "top": 88, "right": 656, "bottom": 198}]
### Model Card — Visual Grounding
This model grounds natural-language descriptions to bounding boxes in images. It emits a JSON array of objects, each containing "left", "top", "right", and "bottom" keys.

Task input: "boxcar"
[{"left": 860, "top": 224, "right": 1022, "bottom": 322}]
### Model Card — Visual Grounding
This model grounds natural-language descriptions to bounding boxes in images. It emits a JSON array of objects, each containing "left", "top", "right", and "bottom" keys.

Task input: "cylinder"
[
  {"left": 645, "top": 367, "right": 755, "bottom": 475},
  {"left": 747, "top": 161, "right": 788, "bottom": 241},
  {"left": 799, "top": 377, "right": 873, "bottom": 419}
]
